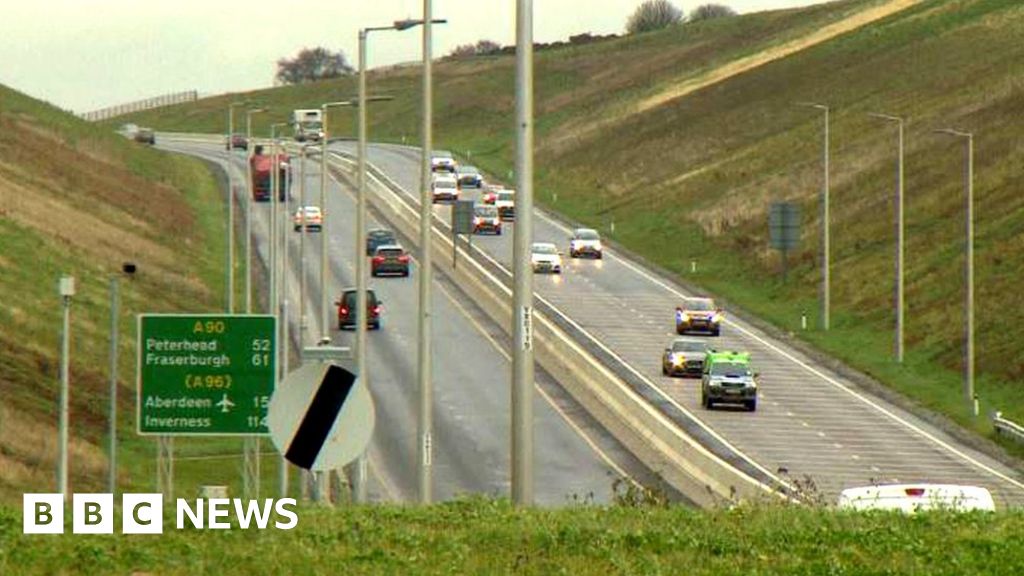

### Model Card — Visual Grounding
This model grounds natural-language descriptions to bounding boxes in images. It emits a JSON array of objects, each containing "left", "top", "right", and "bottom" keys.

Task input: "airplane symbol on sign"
[{"left": 216, "top": 393, "right": 235, "bottom": 413}]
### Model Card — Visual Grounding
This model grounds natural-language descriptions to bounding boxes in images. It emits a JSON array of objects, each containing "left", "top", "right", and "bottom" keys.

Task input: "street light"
[
  {"left": 869, "top": 113, "right": 905, "bottom": 363},
  {"left": 270, "top": 120, "right": 290, "bottom": 498},
  {"left": 358, "top": 15, "right": 445, "bottom": 505},
  {"left": 57, "top": 275, "right": 75, "bottom": 501},
  {"left": 244, "top": 107, "right": 266, "bottom": 315},
  {"left": 320, "top": 101, "right": 352, "bottom": 345},
  {"left": 935, "top": 128, "right": 975, "bottom": 411},
  {"left": 796, "top": 102, "right": 831, "bottom": 331},
  {"left": 224, "top": 100, "right": 245, "bottom": 311},
  {"left": 511, "top": 0, "right": 534, "bottom": 507}
]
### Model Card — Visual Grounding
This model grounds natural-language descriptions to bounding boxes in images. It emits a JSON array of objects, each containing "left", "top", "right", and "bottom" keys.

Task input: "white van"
[{"left": 837, "top": 484, "right": 995, "bottom": 513}]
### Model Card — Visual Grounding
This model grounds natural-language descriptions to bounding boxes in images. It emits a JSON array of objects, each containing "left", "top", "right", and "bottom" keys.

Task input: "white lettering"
[
  {"left": 176, "top": 498, "right": 204, "bottom": 529},
  {"left": 233, "top": 499, "right": 273, "bottom": 529},
  {"left": 274, "top": 499, "right": 298, "bottom": 530},
  {"left": 207, "top": 498, "right": 230, "bottom": 529}
]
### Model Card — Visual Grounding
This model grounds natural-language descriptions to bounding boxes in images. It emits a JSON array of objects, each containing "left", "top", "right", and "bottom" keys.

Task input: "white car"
[
  {"left": 495, "top": 190, "right": 516, "bottom": 221},
  {"left": 569, "top": 228, "right": 603, "bottom": 259},
  {"left": 431, "top": 151, "right": 457, "bottom": 173},
  {"left": 837, "top": 484, "right": 995, "bottom": 513},
  {"left": 292, "top": 206, "right": 323, "bottom": 231},
  {"left": 530, "top": 242, "right": 563, "bottom": 274},
  {"left": 431, "top": 174, "right": 460, "bottom": 203}
]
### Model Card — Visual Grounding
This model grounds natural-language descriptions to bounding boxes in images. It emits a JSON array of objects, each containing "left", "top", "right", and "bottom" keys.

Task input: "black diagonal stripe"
[{"left": 285, "top": 365, "right": 356, "bottom": 469}]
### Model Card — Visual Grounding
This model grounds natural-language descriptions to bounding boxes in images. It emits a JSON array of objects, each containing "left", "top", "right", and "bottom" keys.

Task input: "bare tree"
[
  {"left": 275, "top": 47, "right": 354, "bottom": 85},
  {"left": 626, "top": 0, "right": 684, "bottom": 34},
  {"left": 690, "top": 3, "right": 737, "bottom": 21}
]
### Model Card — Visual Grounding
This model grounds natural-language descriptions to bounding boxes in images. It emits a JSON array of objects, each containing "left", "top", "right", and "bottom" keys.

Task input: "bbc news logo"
[{"left": 23, "top": 494, "right": 298, "bottom": 534}]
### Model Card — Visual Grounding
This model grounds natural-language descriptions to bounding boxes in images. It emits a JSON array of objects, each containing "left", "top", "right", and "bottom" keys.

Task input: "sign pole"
[
  {"left": 107, "top": 277, "right": 119, "bottom": 494},
  {"left": 57, "top": 276, "right": 74, "bottom": 501}
]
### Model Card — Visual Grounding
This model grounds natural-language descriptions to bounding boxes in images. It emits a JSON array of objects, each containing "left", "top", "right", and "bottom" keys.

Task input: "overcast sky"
[{"left": 0, "top": 0, "right": 830, "bottom": 113}]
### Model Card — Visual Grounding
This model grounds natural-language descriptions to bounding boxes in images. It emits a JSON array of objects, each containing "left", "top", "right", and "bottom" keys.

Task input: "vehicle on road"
[
  {"left": 431, "top": 150, "right": 457, "bottom": 173},
  {"left": 481, "top": 185, "right": 502, "bottom": 205},
  {"left": 431, "top": 173, "right": 460, "bottom": 203},
  {"left": 495, "top": 190, "right": 516, "bottom": 221},
  {"left": 675, "top": 297, "right": 722, "bottom": 336},
  {"left": 249, "top": 145, "right": 290, "bottom": 202},
  {"left": 134, "top": 128, "right": 155, "bottom": 145},
  {"left": 292, "top": 206, "right": 323, "bottom": 231},
  {"left": 701, "top": 350, "right": 758, "bottom": 411},
  {"left": 371, "top": 245, "right": 410, "bottom": 277},
  {"left": 293, "top": 109, "right": 324, "bottom": 142},
  {"left": 225, "top": 133, "right": 248, "bottom": 150},
  {"left": 530, "top": 242, "right": 563, "bottom": 274},
  {"left": 661, "top": 338, "right": 710, "bottom": 377},
  {"left": 569, "top": 228, "right": 603, "bottom": 259},
  {"left": 336, "top": 288, "right": 382, "bottom": 330},
  {"left": 456, "top": 165, "right": 483, "bottom": 188},
  {"left": 366, "top": 228, "right": 397, "bottom": 256},
  {"left": 837, "top": 484, "right": 996, "bottom": 513},
  {"left": 473, "top": 204, "right": 502, "bottom": 235}
]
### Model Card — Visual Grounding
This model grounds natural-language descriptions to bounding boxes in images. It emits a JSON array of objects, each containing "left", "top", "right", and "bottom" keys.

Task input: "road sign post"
[
  {"left": 769, "top": 202, "right": 802, "bottom": 282},
  {"left": 452, "top": 200, "right": 475, "bottom": 269},
  {"left": 136, "top": 314, "right": 276, "bottom": 435}
]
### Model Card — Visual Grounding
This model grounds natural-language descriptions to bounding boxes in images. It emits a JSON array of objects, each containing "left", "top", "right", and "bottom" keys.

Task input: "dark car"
[
  {"left": 661, "top": 338, "right": 710, "bottom": 377},
  {"left": 134, "top": 128, "right": 155, "bottom": 145},
  {"left": 701, "top": 351, "right": 758, "bottom": 411},
  {"left": 366, "top": 229, "right": 397, "bottom": 256},
  {"left": 371, "top": 245, "right": 410, "bottom": 277},
  {"left": 226, "top": 133, "right": 248, "bottom": 150},
  {"left": 336, "top": 288, "right": 382, "bottom": 330},
  {"left": 457, "top": 165, "right": 483, "bottom": 188}
]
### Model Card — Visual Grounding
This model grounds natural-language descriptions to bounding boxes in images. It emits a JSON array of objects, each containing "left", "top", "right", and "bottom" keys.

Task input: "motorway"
[
  {"left": 158, "top": 136, "right": 656, "bottom": 505},
  {"left": 329, "top": 141, "right": 1024, "bottom": 508}
]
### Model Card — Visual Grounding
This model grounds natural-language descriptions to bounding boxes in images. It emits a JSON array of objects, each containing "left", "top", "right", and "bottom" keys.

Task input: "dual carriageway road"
[{"left": 162, "top": 135, "right": 1024, "bottom": 508}]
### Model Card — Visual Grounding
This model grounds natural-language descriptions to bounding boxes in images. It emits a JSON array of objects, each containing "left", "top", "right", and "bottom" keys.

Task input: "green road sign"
[{"left": 137, "top": 314, "right": 276, "bottom": 436}]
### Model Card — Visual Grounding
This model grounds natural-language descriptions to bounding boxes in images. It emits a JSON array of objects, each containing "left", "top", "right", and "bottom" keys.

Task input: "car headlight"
[{"left": 678, "top": 312, "right": 690, "bottom": 322}]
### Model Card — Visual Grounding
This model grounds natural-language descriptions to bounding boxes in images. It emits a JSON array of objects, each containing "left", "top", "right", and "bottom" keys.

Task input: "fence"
[{"left": 80, "top": 90, "right": 198, "bottom": 122}]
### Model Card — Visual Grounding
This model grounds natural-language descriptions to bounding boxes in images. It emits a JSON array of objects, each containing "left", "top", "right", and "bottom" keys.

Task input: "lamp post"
[
  {"left": 270, "top": 120, "right": 290, "bottom": 497},
  {"left": 935, "top": 128, "right": 975, "bottom": 410},
  {"left": 511, "top": 0, "right": 535, "bottom": 507},
  {"left": 869, "top": 113, "right": 905, "bottom": 363},
  {"left": 226, "top": 100, "right": 247, "bottom": 313},
  {"left": 358, "top": 15, "right": 445, "bottom": 505},
  {"left": 320, "top": 101, "right": 351, "bottom": 343},
  {"left": 244, "top": 107, "right": 266, "bottom": 315},
  {"left": 797, "top": 102, "right": 830, "bottom": 330}
]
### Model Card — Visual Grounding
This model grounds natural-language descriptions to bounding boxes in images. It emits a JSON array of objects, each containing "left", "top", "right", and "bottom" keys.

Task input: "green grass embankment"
[{"left": 1, "top": 499, "right": 1022, "bottom": 575}]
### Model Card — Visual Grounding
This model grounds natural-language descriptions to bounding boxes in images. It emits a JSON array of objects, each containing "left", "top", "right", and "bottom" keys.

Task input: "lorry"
[
  {"left": 249, "top": 145, "right": 290, "bottom": 201},
  {"left": 293, "top": 109, "right": 324, "bottom": 143}
]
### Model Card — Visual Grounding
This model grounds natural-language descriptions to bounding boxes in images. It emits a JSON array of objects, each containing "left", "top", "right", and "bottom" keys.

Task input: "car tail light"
[
  {"left": 372, "top": 256, "right": 384, "bottom": 264},
  {"left": 398, "top": 255, "right": 410, "bottom": 263},
  {"left": 372, "top": 305, "right": 381, "bottom": 315},
  {"left": 340, "top": 307, "right": 349, "bottom": 316},
  {"left": 905, "top": 488, "right": 926, "bottom": 497}
]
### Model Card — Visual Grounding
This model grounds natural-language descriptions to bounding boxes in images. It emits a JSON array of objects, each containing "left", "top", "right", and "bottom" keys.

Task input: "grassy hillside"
[
  {"left": 2, "top": 499, "right": 1022, "bottom": 575},
  {"left": 118, "top": 0, "right": 1024, "bottom": 448},
  {"left": 0, "top": 84, "right": 255, "bottom": 502}
]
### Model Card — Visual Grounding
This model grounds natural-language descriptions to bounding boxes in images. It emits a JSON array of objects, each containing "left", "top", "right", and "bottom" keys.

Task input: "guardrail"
[
  {"left": 323, "top": 150, "right": 791, "bottom": 508},
  {"left": 993, "top": 412, "right": 1024, "bottom": 445}
]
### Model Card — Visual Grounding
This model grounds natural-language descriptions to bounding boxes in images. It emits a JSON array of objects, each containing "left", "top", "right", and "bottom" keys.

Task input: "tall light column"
[
  {"left": 418, "top": 1, "right": 436, "bottom": 505},
  {"left": 511, "top": 0, "right": 535, "bottom": 507},
  {"left": 936, "top": 129, "right": 975, "bottom": 408},
  {"left": 320, "top": 101, "right": 352, "bottom": 342},
  {"left": 226, "top": 101, "right": 246, "bottom": 312},
  {"left": 244, "top": 107, "right": 266, "bottom": 314},
  {"left": 270, "top": 121, "right": 290, "bottom": 498},
  {"left": 869, "top": 113, "right": 905, "bottom": 363},
  {"left": 797, "top": 102, "right": 830, "bottom": 330}
]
